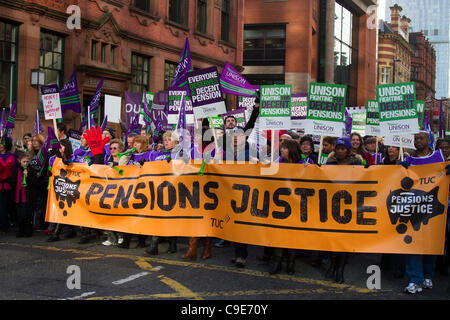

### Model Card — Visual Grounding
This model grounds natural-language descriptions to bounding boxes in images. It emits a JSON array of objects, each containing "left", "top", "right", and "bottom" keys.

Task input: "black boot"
[
  {"left": 146, "top": 236, "right": 159, "bottom": 255},
  {"left": 168, "top": 237, "right": 177, "bottom": 253},
  {"left": 269, "top": 249, "right": 283, "bottom": 275},
  {"left": 335, "top": 253, "right": 347, "bottom": 284},
  {"left": 47, "top": 224, "right": 63, "bottom": 242},
  {"left": 286, "top": 250, "right": 296, "bottom": 275},
  {"left": 326, "top": 253, "right": 337, "bottom": 279},
  {"left": 117, "top": 233, "right": 131, "bottom": 249},
  {"left": 136, "top": 235, "right": 147, "bottom": 248}
]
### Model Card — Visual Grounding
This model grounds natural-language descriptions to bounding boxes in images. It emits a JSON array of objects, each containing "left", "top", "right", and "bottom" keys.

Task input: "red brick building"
[
  {"left": 0, "top": 0, "right": 244, "bottom": 139},
  {"left": 243, "top": 0, "right": 378, "bottom": 107},
  {"left": 409, "top": 32, "right": 436, "bottom": 101},
  {"left": 377, "top": 5, "right": 414, "bottom": 87}
]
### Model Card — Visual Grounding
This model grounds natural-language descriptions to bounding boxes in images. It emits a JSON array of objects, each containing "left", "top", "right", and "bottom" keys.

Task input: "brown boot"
[
  {"left": 181, "top": 237, "right": 198, "bottom": 260},
  {"left": 202, "top": 238, "right": 212, "bottom": 260}
]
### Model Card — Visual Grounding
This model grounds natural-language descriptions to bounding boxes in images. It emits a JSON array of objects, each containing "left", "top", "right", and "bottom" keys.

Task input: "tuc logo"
[
  {"left": 386, "top": 177, "right": 445, "bottom": 244},
  {"left": 53, "top": 169, "right": 81, "bottom": 216}
]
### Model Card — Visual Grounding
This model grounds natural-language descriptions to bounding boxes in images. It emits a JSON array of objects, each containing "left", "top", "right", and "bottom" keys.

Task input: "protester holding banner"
[
  {"left": 269, "top": 139, "right": 303, "bottom": 275},
  {"left": 105, "top": 139, "right": 124, "bottom": 166},
  {"left": 299, "top": 135, "right": 318, "bottom": 165},
  {"left": 11, "top": 152, "right": 33, "bottom": 237},
  {"left": 318, "top": 136, "right": 335, "bottom": 165},
  {"left": 350, "top": 132, "right": 366, "bottom": 158},
  {"left": 363, "top": 136, "right": 383, "bottom": 165},
  {"left": 72, "top": 132, "right": 92, "bottom": 164},
  {"left": 325, "top": 136, "right": 363, "bottom": 283},
  {"left": 47, "top": 140, "right": 76, "bottom": 242},
  {"left": 436, "top": 138, "right": 450, "bottom": 161},
  {"left": 56, "top": 123, "right": 69, "bottom": 144},
  {"left": 0, "top": 137, "right": 16, "bottom": 233},
  {"left": 379, "top": 145, "right": 406, "bottom": 278},
  {"left": 401, "top": 131, "right": 447, "bottom": 294}
]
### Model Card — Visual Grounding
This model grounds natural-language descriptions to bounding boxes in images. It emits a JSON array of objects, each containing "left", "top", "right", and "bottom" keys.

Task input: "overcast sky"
[{"left": 378, "top": 0, "right": 386, "bottom": 20}]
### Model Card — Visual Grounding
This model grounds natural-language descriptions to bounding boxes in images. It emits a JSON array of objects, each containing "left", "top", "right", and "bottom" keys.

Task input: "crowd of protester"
[{"left": 0, "top": 103, "right": 449, "bottom": 294}]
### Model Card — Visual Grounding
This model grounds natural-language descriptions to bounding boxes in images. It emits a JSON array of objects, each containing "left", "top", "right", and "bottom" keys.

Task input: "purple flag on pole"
[
  {"left": 219, "top": 62, "right": 258, "bottom": 97},
  {"left": 33, "top": 110, "right": 44, "bottom": 136},
  {"left": 32, "top": 126, "right": 59, "bottom": 172},
  {"left": 171, "top": 37, "right": 192, "bottom": 88},
  {"left": 5, "top": 101, "right": 16, "bottom": 130},
  {"left": 60, "top": 71, "right": 81, "bottom": 114},
  {"left": 124, "top": 91, "right": 143, "bottom": 131},
  {"left": 0, "top": 108, "right": 4, "bottom": 133},
  {"left": 101, "top": 115, "right": 108, "bottom": 131},
  {"left": 345, "top": 109, "right": 352, "bottom": 136},
  {"left": 89, "top": 76, "right": 104, "bottom": 115}
]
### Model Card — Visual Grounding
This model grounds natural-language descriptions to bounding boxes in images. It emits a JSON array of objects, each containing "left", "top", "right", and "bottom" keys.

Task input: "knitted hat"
[{"left": 335, "top": 136, "right": 352, "bottom": 152}]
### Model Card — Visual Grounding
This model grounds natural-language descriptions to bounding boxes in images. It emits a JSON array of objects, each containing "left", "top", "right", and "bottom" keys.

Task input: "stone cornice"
[{"left": 379, "top": 32, "right": 415, "bottom": 55}]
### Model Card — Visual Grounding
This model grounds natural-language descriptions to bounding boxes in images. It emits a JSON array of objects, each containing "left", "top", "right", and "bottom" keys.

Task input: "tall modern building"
[{"left": 385, "top": 0, "right": 450, "bottom": 99}]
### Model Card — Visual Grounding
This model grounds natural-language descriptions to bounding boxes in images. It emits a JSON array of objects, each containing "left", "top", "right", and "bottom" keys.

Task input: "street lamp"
[{"left": 30, "top": 69, "right": 45, "bottom": 87}]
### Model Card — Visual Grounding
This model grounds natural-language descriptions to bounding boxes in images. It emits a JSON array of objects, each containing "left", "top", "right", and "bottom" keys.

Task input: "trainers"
[
  {"left": 235, "top": 258, "right": 246, "bottom": 268},
  {"left": 404, "top": 283, "right": 422, "bottom": 294},
  {"left": 422, "top": 279, "right": 433, "bottom": 289},
  {"left": 215, "top": 239, "right": 225, "bottom": 248},
  {"left": 102, "top": 240, "right": 113, "bottom": 246}
]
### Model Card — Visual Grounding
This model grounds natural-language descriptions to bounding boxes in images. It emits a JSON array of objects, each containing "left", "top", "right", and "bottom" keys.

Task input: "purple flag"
[
  {"left": 5, "top": 101, "right": 16, "bottom": 130},
  {"left": 60, "top": 71, "right": 81, "bottom": 114},
  {"left": 33, "top": 126, "right": 59, "bottom": 172},
  {"left": 176, "top": 94, "right": 187, "bottom": 131},
  {"left": 89, "top": 76, "right": 104, "bottom": 115},
  {"left": 171, "top": 37, "right": 192, "bottom": 88},
  {"left": 33, "top": 110, "right": 44, "bottom": 136},
  {"left": 345, "top": 109, "right": 352, "bottom": 135},
  {"left": 101, "top": 115, "right": 108, "bottom": 131},
  {"left": 0, "top": 108, "right": 4, "bottom": 133},
  {"left": 219, "top": 62, "right": 258, "bottom": 97},
  {"left": 424, "top": 112, "right": 435, "bottom": 148},
  {"left": 124, "top": 91, "right": 143, "bottom": 131}
]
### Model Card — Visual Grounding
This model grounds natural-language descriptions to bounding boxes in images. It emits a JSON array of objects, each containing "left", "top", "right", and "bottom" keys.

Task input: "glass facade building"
[{"left": 385, "top": 0, "right": 450, "bottom": 99}]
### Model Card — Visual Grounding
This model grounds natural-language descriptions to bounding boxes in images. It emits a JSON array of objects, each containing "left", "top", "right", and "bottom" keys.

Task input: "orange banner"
[{"left": 46, "top": 159, "right": 449, "bottom": 254}]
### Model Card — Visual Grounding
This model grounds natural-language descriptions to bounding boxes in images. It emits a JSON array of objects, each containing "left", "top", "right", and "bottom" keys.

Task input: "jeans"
[{"left": 405, "top": 254, "right": 437, "bottom": 285}]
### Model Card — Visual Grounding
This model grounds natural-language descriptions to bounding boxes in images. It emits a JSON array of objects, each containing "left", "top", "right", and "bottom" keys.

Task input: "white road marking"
[
  {"left": 112, "top": 272, "right": 150, "bottom": 285},
  {"left": 60, "top": 291, "right": 96, "bottom": 300}
]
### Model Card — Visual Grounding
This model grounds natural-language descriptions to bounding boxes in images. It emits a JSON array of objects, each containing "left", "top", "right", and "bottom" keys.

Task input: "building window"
[
  {"left": 411, "top": 66, "right": 419, "bottom": 81},
  {"left": 168, "top": 0, "right": 187, "bottom": 26},
  {"left": 196, "top": 0, "right": 208, "bottom": 34},
  {"left": 131, "top": 53, "right": 150, "bottom": 93},
  {"left": 0, "top": 21, "right": 18, "bottom": 108},
  {"left": 221, "top": 0, "right": 230, "bottom": 42},
  {"left": 334, "top": 2, "right": 358, "bottom": 106},
  {"left": 111, "top": 45, "right": 116, "bottom": 65},
  {"left": 91, "top": 40, "right": 97, "bottom": 61},
  {"left": 244, "top": 25, "right": 286, "bottom": 66},
  {"left": 164, "top": 61, "right": 177, "bottom": 89},
  {"left": 101, "top": 43, "right": 107, "bottom": 64},
  {"left": 381, "top": 67, "right": 390, "bottom": 84},
  {"left": 40, "top": 31, "right": 65, "bottom": 88},
  {"left": 134, "top": 0, "right": 151, "bottom": 12}
]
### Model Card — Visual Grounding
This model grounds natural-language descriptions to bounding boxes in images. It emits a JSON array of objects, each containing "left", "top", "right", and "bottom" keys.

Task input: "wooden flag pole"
[
  {"left": 399, "top": 136, "right": 404, "bottom": 162},
  {"left": 318, "top": 136, "right": 324, "bottom": 164}
]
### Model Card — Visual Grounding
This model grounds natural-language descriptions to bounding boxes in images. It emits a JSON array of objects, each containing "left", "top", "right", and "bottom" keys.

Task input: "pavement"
[{"left": 0, "top": 227, "right": 449, "bottom": 302}]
